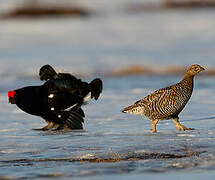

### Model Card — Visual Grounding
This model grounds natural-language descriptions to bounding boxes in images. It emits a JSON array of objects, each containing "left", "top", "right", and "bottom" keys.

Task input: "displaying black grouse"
[{"left": 8, "top": 64, "right": 103, "bottom": 131}]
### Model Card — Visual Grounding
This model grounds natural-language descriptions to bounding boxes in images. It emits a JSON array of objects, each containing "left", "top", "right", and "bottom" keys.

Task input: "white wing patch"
[{"left": 64, "top": 104, "right": 77, "bottom": 111}]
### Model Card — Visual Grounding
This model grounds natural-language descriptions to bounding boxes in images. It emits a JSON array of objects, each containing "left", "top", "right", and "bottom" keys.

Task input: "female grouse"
[{"left": 122, "top": 64, "right": 204, "bottom": 133}]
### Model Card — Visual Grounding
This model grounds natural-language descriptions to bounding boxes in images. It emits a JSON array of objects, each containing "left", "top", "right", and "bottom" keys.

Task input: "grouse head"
[
  {"left": 186, "top": 64, "right": 205, "bottom": 76},
  {"left": 8, "top": 90, "right": 16, "bottom": 104}
]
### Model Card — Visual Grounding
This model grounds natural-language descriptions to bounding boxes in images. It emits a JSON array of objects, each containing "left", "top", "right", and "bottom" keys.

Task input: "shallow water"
[
  {"left": 1, "top": 75, "right": 215, "bottom": 179},
  {"left": 1, "top": 0, "right": 215, "bottom": 179}
]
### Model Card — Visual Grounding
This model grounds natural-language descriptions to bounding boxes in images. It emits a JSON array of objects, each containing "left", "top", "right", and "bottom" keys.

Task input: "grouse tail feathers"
[
  {"left": 39, "top": 64, "right": 57, "bottom": 81},
  {"left": 89, "top": 78, "right": 103, "bottom": 100},
  {"left": 61, "top": 107, "right": 85, "bottom": 130},
  {"left": 122, "top": 104, "right": 144, "bottom": 115},
  {"left": 122, "top": 105, "right": 134, "bottom": 113}
]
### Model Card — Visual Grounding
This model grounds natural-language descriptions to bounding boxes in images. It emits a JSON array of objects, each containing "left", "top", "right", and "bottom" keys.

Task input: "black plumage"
[{"left": 8, "top": 64, "right": 103, "bottom": 130}]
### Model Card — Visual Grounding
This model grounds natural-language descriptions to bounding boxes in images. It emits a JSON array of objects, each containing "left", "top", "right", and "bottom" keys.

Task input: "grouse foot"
[
  {"left": 33, "top": 122, "right": 55, "bottom": 131},
  {"left": 173, "top": 118, "right": 195, "bottom": 131}
]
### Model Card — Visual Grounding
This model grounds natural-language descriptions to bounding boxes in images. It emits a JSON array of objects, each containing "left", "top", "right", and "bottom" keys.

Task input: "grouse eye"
[
  {"left": 195, "top": 67, "right": 199, "bottom": 71},
  {"left": 192, "top": 66, "right": 199, "bottom": 72}
]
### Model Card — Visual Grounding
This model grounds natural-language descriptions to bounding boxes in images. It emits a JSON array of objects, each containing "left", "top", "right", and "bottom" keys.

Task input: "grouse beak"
[
  {"left": 200, "top": 66, "right": 205, "bottom": 71},
  {"left": 9, "top": 97, "right": 15, "bottom": 104}
]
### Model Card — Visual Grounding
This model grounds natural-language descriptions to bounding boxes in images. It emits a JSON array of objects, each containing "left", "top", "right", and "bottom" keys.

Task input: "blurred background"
[
  {"left": 1, "top": 0, "right": 215, "bottom": 80},
  {"left": 1, "top": 0, "right": 215, "bottom": 179}
]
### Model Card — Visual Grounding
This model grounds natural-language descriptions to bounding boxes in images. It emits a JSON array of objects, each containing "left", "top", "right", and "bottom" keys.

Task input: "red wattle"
[
  {"left": 11, "top": 91, "right": 16, "bottom": 98},
  {"left": 8, "top": 91, "right": 11, "bottom": 97},
  {"left": 8, "top": 90, "right": 16, "bottom": 98}
]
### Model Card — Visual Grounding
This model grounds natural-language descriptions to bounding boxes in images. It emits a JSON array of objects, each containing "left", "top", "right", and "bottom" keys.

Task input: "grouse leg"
[
  {"left": 151, "top": 119, "right": 159, "bottom": 133},
  {"left": 33, "top": 122, "right": 55, "bottom": 131},
  {"left": 173, "top": 118, "right": 194, "bottom": 131},
  {"left": 51, "top": 124, "right": 64, "bottom": 131},
  {"left": 53, "top": 124, "right": 71, "bottom": 131}
]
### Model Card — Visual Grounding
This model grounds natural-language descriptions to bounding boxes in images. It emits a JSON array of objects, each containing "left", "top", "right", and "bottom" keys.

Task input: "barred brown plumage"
[{"left": 122, "top": 64, "right": 205, "bottom": 133}]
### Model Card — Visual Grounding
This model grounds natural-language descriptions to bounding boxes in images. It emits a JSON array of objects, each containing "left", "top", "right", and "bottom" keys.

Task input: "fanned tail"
[
  {"left": 39, "top": 64, "right": 57, "bottom": 81},
  {"left": 89, "top": 78, "right": 103, "bottom": 100},
  {"left": 60, "top": 107, "right": 85, "bottom": 130}
]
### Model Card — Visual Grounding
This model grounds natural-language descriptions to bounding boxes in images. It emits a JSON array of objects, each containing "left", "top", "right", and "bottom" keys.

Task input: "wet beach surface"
[
  {"left": 1, "top": 75, "right": 215, "bottom": 179},
  {"left": 1, "top": 0, "right": 215, "bottom": 179}
]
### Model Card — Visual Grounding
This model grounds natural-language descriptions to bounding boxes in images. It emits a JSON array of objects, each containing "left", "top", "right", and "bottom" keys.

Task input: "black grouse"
[{"left": 8, "top": 64, "right": 103, "bottom": 130}]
